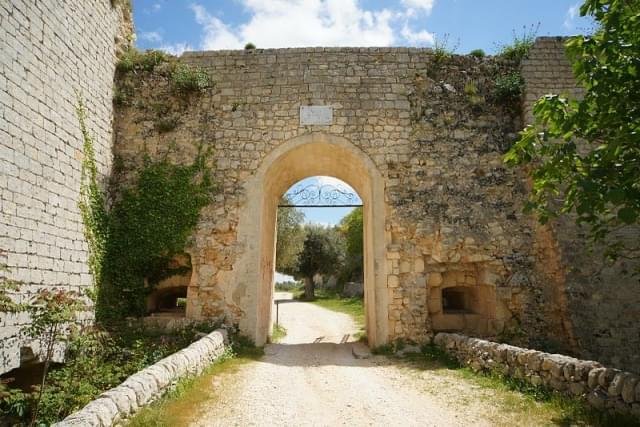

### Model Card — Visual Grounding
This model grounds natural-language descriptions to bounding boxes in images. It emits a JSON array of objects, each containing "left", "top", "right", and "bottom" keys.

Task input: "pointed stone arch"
[{"left": 233, "top": 132, "right": 388, "bottom": 346}]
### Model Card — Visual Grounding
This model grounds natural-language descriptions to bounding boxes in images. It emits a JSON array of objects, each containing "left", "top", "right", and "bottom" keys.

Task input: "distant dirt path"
[{"left": 188, "top": 294, "right": 505, "bottom": 426}]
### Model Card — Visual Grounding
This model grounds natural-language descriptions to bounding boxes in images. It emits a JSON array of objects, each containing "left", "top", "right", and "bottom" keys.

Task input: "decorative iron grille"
[{"left": 279, "top": 182, "right": 362, "bottom": 207}]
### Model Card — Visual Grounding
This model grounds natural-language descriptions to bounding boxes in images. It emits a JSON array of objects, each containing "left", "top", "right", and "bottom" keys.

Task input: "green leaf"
[{"left": 617, "top": 207, "right": 638, "bottom": 224}]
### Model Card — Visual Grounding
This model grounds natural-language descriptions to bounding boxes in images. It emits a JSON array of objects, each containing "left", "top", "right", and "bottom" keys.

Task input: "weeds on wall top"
[
  {"left": 432, "top": 33, "right": 459, "bottom": 64},
  {"left": 170, "top": 63, "right": 212, "bottom": 93},
  {"left": 115, "top": 49, "right": 213, "bottom": 104},
  {"left": 496, "top": 23, "right": 539, "bottom": 63},
  {"left": 116, "top": 49, "right": 169, "bottom": 74}
]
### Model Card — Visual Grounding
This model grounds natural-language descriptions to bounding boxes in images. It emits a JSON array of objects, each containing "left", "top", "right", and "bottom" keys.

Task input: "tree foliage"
[
  {"left": 339, "top": 207, "right": 364, "bottom": 282},
  {"left": 275, "top": 199, "right": 306, "bottom": 276},
  {"left": 295, "top": 226, "right": 345, "bottom": 299},
  {"left": 504, "top": 0, "right": 640, "bottom": 264}
]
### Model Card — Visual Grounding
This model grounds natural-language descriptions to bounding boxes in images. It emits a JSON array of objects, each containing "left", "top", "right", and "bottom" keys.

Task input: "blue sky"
[{"left": 133, "top": 0, "right": 592, "bottom": 55}]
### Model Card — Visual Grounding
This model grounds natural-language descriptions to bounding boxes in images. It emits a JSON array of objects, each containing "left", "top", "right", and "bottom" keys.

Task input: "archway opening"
[
  {"left": 235, "top": 133, "right": 388, "bottom": 347},
  {"left": 272, "top": 176, "right": 365, "bottom": 344}
]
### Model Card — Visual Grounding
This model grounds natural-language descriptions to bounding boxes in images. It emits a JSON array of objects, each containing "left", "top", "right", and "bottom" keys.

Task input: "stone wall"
[
  {"left": 521, "top": 37, "right": 640, "bottom": 372},
  {"left": 113, "top": 46, "right": 563, "bottom": 352},
  {"left": 0, "top": 1, "right": 132, "bottom": 374},
  {"left": 53, "top": 329, "right": 228, "bottom": 427},
  {"left": 434, "top": 333, "right": 640, "bottom": 418}
]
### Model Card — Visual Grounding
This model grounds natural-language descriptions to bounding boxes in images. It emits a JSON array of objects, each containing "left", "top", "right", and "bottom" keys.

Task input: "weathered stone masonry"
[
  {"left": 0, "top": 1, "right": 132, "bottom": 374},
  {"left": 113, "top": 40, "right": 639, "bottom": 373},
  {"left": 1, "top": 4, "right": 638, "bottom": 380}
]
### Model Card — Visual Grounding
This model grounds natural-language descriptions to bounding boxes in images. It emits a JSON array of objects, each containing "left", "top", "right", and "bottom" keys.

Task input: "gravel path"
[{"left": 190, "top": 293, "right": 491, "bottom": 427}]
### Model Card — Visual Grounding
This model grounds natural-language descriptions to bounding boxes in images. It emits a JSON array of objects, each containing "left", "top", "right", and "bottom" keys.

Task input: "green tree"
[
  {"left": 295, "top": 226, "right": 344, "bottom": 300},
  {"left": 339, "top": 207, "right": 364, "bottom": 283},
  {"left": 504, "top": 0, "right": 640, "bottom": 265},
  {"left": 275, "top": 198, "right": 306, "bottom": 276}
]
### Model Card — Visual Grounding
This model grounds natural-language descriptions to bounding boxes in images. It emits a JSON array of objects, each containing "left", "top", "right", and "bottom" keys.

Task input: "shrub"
[
  {"left": 244, "top": 42, "right": 256, "bottom": 50},
  {"left": 154, "top": 116, "right": 179, "bottom": 133},
  {"left": 170, "top": 63, "right": 212, "bottom": 94},
  {"left": 0, "top": 323, "right": 221, "bottom": 425},
  {"left": 496, "top": 23, "right": 539, "bottom": 62},
  {"left": 494, "top": 72, "right": 525, "bottom": 102},
  {"left": 116, "top": 49, "right": 169, "bottom": 74},
  {"left": 469, "top": 49, "right": 486, "bottom": 58}
]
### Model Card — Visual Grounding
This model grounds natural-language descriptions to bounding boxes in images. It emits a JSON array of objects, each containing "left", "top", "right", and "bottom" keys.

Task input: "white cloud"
[
  {"left": 159, "top": 42, "right": 193, "bottom": 56},
  {"left": 564, "top": 3, "right": 580, "bottom": 29},
  {"left": 189, "top": 0, "right": 431, "bottom": 49},
  {"left": 191, "top": 3, "right": 243, "bottom": 49},
  {"left": 401, "top": 0, "right": 435, "bottom": 14},
  {"left": 401, "top": 23, "right": 435, "bottom": 45},
  {"left": 139, "top": 31, "right": 162, "bottom": 43}
]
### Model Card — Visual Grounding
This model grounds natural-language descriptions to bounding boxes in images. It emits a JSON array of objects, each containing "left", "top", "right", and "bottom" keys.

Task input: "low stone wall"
[
  {"left": 53, "top": 329, "right": 228, "bottom": 427},
  {"left": 434, "top": 333, "right": 640, "bottom": 417}
]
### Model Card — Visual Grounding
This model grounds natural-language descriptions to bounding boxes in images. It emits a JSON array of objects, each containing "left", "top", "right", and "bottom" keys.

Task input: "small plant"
[
  {"left": 496, "top": 23, "right": 539, "bottom": 62},
  {"left": 113, "top": 87, "right": 128, "bottom": 105},
  {"left": 0, "top": 258, "right": 24, "bottom": 313},
  {"left": 469, "top": 49, "right": 486, "bottom": 58},
  {"left": 433, "top": 33, "right": 459, "bottom": 64},
  {"left": 25, "top": 289, "right": 87, "bottom": 426},
  {"left": 116, "top": 49, "right": 169, "bottom": 74},
  {"left": 0, "top": 264, "right": 88, "bottom": 427},
  {"left": 270, "top": 324, "right": 287, "bottom": 343},
  {"left": 494, "top": 72, "right": 525, "bottom": 102},
  {"left": 244, "top": 42, "right": 256, "bottom": 50},
  {"left": 170, "top": 63, "right": 212, "bottom": 94},
  {"left": 464, "top": 81, "right": 484, "bottom": 106},
  {"left": 154, "top": 116, "right": 179, "bottom": 133}
]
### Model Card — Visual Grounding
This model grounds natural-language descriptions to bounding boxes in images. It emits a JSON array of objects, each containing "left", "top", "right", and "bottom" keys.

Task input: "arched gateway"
[
  {"left": 106, "top": 44, "right": 640, "bottom": 372},
  {"left": 233, "top": 133, "right": 388, "bottom": 346}
]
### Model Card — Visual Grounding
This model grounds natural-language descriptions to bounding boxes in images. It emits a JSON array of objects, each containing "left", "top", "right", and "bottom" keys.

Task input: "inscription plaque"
[{"left": 300, "top": 105, "right": 333, "bottom": 125}]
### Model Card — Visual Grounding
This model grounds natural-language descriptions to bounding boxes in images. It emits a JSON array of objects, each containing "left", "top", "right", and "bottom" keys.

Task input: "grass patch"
[
  {"left": 127, "top": 341, "right": 263, "bottom": 427},
  {"left": 306, "top": 290, "right": 365, "bottom": 339},
  {"left": 270, "top": 324, "right": 287, "bottom": 343},
  {"left": 404, "top": 344, "right": 639, "bottom": 427}
]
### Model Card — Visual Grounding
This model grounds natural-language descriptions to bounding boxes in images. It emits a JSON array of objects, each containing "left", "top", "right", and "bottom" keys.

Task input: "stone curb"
[
  {"left": 434, "top": 333, "right": 640, "bottom": 418},
  {"left": 53, "top": 329, "right": 228, "bottom": 427}
]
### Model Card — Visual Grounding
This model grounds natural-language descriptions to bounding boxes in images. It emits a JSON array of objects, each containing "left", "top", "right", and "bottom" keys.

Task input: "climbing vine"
[
  {"left": 97, "top": 148, "right": 215, "bottom": 322},
  {"left": 77, "top": 98, "right": 109, "bottom": 293},
  {"left": 76, "top": 98, "right": 215, "bottom": 321}
]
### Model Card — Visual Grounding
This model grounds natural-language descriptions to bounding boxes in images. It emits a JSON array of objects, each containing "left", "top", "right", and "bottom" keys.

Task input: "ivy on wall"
[
  {"left": 77, "top": 98, "right": 109, "bottom": 293},
  {"left": 76, "top": 97, "right": 215, "bottom": 322},
  {"left": 98, "top": 151, "right": 214, "bottom": 321}
]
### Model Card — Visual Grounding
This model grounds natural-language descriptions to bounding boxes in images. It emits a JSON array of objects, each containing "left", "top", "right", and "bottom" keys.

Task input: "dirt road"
[{"left": 190, "top": 293, "right": 501, "bottom": 427}]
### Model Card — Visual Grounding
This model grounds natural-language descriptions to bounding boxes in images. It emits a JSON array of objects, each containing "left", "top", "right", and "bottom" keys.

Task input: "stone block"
[{"left": 622, "top": 375, "right": 639, "bottom": 404}]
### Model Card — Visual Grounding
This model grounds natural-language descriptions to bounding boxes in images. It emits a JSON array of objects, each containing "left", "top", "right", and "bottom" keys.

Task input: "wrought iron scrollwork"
[{"left": 280, "top": 182, "right": 362, "bottom": 207}]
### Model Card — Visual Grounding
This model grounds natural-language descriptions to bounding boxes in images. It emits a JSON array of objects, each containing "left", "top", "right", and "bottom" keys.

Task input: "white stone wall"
[
  {"left": 0, "top": 0, "right": 130, "bottom": 374},
  {"left": 54, "top": 329, "right": 228, "bottom": 427},
  {"left": 434, "top": 333, "right": 640, "bottom": 417}
]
